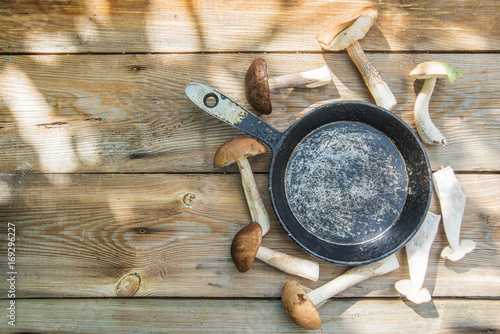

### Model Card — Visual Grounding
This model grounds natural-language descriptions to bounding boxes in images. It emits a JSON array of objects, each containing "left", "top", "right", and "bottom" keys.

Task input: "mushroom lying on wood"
[
  {"left": 316, "top": 7, "right": 397, "bottom": 110},
  {"left": 410, "top": 61, "right": 462, "bottom": 148},
  {"left": 214, "top": 137, "right": 270, "bottom": 235},
  {"left": 281, "top": 254, "right": 399, "bottom": 330},
  {"left": 245, "top": 58, "right": 332, "bottom": 115},
  {"left": 433, "top": 166, "right": 476, "bottom": 261},
  {"left": 395, "top": 211, "right": 441, "bottom": 304},
  {"left": 231, "top": 222, "right": 319, "bottom": 281}
]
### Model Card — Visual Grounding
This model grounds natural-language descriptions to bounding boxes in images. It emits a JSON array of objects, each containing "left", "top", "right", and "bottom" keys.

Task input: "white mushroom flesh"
[
  {"left": 236, "top": 158, "right": 271, "bottom": 235},
  {"left": 256, "top": 246, "right": 320, "bottom": 281},
  {"left": 302, "top": 66, "right": 333, "bottom": 88},
  {"left": 411, "top": 61, "right": 462, "bottom": 148},
  {"left": 395, "top": 211, "right": 441, "bottom": 304},
  {"left": 413, "top": 77, "right": 448, "bottom": 147},
  {"left": 322, "top": 14, "right": 376, "bottom": 51},
  {"left": 307, "top": 254, "right": 399, "bottom": 306},
  {"left": 268, "top": 66, "right": 332, "bottom": 89},
  {"left": 432, "top": 166, "right": 476, "bottom": 261}
]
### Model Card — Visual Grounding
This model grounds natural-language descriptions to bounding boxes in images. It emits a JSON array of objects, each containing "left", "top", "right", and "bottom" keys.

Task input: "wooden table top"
[{"left": 0, "top": 1, "right": 499, "bottom": 333}]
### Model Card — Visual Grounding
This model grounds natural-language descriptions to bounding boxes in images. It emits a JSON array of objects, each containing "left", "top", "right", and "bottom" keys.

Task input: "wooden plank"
[
  {"left": 1, "top": 298, "right": 499, "bottom": 333},
  {"left": 0, "top": 173, "right": 498, "bottom": 298},
  {"left": 1, "top": 0, "right": 499, "bottom": 53},
  {"left": 0, "top": 53, "right": 499, "bottom": 173}
]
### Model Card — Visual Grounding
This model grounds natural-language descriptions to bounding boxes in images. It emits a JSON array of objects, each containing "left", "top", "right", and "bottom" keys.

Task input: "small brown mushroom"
[
  {"left": 316, "top": 7, "right": 397, "bottom": 110},
  {"left": 245, "top": 58, "right": 332, "bottom": 115},
  {"left": 231, "top": 222, "right": 319, "bottom": 281},
  {"left": 214, "top": 137, "right": 270, "bottom": 235},
  {"left": 281, "top": 254, "right": 399, "bottom": 330}
]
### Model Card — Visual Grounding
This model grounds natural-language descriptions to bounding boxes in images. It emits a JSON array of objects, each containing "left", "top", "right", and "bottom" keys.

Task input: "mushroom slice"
[
  {"left": 395, "top": 211, "right": 440, "bottom": 304},
  {"left": 316, "top": 7, "right": 397, "bottom": 111},
  {"left": 410, "top": 61, "right": 463, "bottom": 148},
  {"left": 282, "top": 254, "right": 399, "bottom": 330},
  {"left": 214, "top": 137, "right": 270, "bottom": 235},
  {"left": 432, "top": 166, "right": 476, "bottom": 261},
  {"left": 231, "top": 222, "right": 319, "bottom": 281}
]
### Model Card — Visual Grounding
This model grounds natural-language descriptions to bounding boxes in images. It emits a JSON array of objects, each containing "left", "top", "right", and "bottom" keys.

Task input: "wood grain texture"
[
  {"left": 0, "top": 1, "right": 497, "bottom": 332},
  {"left": 0, "top": 0, "right": 499, "bottom": 53},
  {"left": 1, "top": 298, "right": 499, "bottom": 333},
  {"left": 0, "top": 53, "right": 498, "bottom": 173},
  {"left": 0, "top": 173, "right": 498, "bottom": 298}
]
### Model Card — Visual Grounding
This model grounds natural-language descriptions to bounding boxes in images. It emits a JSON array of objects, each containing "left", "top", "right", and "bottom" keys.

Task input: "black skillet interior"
[{"left": 269, "top": 101, "right": 432, "bottom": 265}]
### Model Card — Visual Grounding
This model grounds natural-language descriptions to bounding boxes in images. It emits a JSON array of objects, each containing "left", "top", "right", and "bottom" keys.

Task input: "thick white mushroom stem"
[
  {"left": 256, "top": 246, "right": 320, "bottom": 281},
  {"left": 395, "top": 211, "right": 441, "bottom": 304},
  {"left": 346, "top": 41, "right": 397, "bottom": 111},
  {"left": 268, "top": 66, "right": 332, "bottom": 90},
  {"left": 306, "top": 254, "right": 399, "bottom": 307},
  {"left": 236, "top": 158, "right": 270, "bottom": 236},
  {"left": 414, "top": 77, "right": 448, "bottom": 148},
  {"left": 433, "top": 166, "right": 476, "bottom": 261}
]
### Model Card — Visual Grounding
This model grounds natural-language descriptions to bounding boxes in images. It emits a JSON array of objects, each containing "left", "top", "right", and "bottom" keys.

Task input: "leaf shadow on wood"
[
  {"left": 443, "top": 255, "right": 481, "bottom": 274},
  {"left": 0, "top": 0, "right": 155, "bottom": 175},
  {"left": 403, "top": 299, "right": 440, "bottom": 319}
]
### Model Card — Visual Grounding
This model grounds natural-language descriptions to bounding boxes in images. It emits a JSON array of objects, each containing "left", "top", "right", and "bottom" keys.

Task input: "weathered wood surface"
[
  {"left": 1, "top": 0, "right": 499, "bottom": 53},
  {"left": 0, "top": 0, "right": 499, "bottom": 332},
  {"left": 0, "top": 53, "right": 499, "bottom": 173},
  {"left": 1, "top": 298, "right": 499, "bottom": 333},
  {"left": 0, "top": 173, "right": 498, "bottom": 298}
]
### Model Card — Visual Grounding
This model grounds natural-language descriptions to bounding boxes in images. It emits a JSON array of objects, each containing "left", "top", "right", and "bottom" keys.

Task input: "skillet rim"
[{"left": 268, "top": 101, "right": 432, "bottom": 265}]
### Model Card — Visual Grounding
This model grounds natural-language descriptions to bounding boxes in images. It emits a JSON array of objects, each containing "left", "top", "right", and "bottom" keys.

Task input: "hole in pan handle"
[{"left": 185, "top": 82, "right": 282, "bottom": 150}]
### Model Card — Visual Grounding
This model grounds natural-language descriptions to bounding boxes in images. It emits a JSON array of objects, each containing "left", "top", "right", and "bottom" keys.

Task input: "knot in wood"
[
  {"left": 115, "top": 273, "right": 141, "bottom": 297},
  {"left": 183, "top": 192, "right": 197, "bottom": 207}
]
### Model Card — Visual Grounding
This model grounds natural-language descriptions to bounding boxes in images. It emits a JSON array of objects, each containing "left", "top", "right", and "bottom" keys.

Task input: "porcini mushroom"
[
  {"left": 316, "top": 7, "right": 397, "bottom": 110},
  {"left": 432, "top": 166, "right": 476, "bottom": 261},
  {"left": 231, "top": 222, "right": 319, "bottom": 281},
  {"left": 214, "top": 137, "right": 270, "bottom": 235},
  {"left": 395, "top": 211, "right": 441, "bottom": 304},
  {"left": 282, "top": 254, "right": 399, "bottom": 330},
  {"left": 245, "top": 58, "right": 332, "bottom": 115},
  {"left": 410, "top": 61, "right": 462, "bottom": 148}
]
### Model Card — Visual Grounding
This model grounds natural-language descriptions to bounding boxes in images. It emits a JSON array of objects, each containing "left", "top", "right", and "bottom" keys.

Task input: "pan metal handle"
[{"left": 185, "top": 82, "right": 282, "bottom": 150}]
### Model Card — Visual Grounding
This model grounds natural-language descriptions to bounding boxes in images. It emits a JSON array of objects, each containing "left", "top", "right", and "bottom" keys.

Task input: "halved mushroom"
[
  {"left": 410, "top": 61, "right": 462, "bottom": 148},
  {"left": 432, "top": 166, "right": 475, "bottom": 261},
  {"left": 282, "top": 254, "right": 399, "bottom": 330},
  {"left": 245, "top": 58, "right": 332, "bottom": 115},
  {"left": 214, "top": 137, "right": 270, "bottom": 235},
  {"left": 231, "top": 222, "right": 319, "bottom": 281},
  {"left": 395, "top": 211, "right": 441, "bottom": 304},
  {"left": 316, "top": 7, "right": 397, "bottom": 110}
]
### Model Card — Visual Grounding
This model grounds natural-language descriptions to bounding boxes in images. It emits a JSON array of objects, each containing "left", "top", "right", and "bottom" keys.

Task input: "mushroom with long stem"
[
  {"left": 395, "top": 211, "right": 441, "bottom": 304},
  {"left": 281, "top": 254, "right": 399, "bottom": 330},
  {"left": 316, "top": 7, "right": 397, "bottom": 111},
  {"left": 433, "top": 166, "right": 476, "bottom": 261},
  {"left": 245, "top": 58, "right": 332, "bottom": 115},
  {"left": 213, "top": 137, "right": 270, "bottom": 235},
  {"left": 410, "top": 61, "right": 462, "bottom": 148},
  {"left": 231, "top": 222, "right": 319, "bottom": 281}
]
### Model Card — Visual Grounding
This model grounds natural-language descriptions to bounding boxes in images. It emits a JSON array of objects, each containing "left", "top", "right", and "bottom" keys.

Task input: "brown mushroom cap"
[
  {"left": 213, "top": 137, "right": 266, "bottom": 168},
  {"left": 231, "top": 222, "right": 263, "bottom": 272},
  {"left": 316, "top": 7, "right": 377, "bottom": 51},
  {"left": 244, "top": 58, "right": 272, "bottom": 115},
  {"left": 281, "top": 280, "right": 321, "bottom": 330}
]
